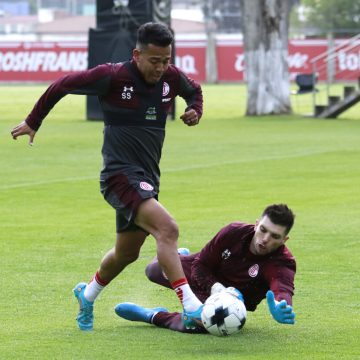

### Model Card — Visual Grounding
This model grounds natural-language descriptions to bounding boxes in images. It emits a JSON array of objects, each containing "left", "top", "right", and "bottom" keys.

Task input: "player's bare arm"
[
  {"left": 180, "top": 109, "right": 199, "bottom": 126},
  {"left": 11, "top": 121, "right": 36, "bottom": 145}
]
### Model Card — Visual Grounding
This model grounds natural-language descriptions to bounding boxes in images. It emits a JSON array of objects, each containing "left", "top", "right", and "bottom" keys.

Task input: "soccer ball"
[{"left": 201, "top": 291, "right": 247, "bottom": 336}]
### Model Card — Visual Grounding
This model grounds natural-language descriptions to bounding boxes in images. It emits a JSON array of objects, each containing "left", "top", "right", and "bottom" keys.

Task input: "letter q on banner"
[{"left": 174, "top": 39, "right": 206, "bottom": 82}]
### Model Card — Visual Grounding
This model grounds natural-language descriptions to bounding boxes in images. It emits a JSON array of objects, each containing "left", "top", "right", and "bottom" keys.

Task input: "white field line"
[{"left": 0, "top": 148, "right": 355, "bottom": 191}]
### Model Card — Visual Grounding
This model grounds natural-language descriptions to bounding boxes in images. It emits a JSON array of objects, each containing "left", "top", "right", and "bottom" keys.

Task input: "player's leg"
[
  {"left": 134, "top": 198, "right": 203, "bottom": 317},
  {"left": 115, "top": 302, "right": 168, "bottom": 323},
  {"left": 152, "top": 311, "right": 207, "bottom": 334},
  {"left": 145, "top": 257, "right": 172, "bottom": 288},
  {"left": 115, "top": 302, "right": 206, "bottom": 334},
  {"left": 98, "top": 230, "right": 147, "bottom": 282},
  {"left": 145, "top": 246, "right": 190, "bottom": 288},
  {"left": 74, "top": 173, "right": 150, "bottom": 331},
  {"left": 74, "top": 230, "right": 147, "bottom": 330}
]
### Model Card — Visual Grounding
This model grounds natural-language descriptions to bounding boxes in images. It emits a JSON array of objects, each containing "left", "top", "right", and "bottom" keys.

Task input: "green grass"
[{"left": 1, "top": 84, "right": 360, "bottom": 359}]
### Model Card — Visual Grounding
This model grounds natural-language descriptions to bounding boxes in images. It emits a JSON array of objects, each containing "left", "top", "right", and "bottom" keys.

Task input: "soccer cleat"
[
  {"left": 182, "top": 305, "right": 204, "bottom": 329},
  {"left": 73, "top": 282, "right": 94, "bottom": 331},
  {"left": 177, "top": 248, "right": 190, "bottom": 256},
  {"left": 114, "top": 302, "right": 168, "bottom": 324}
]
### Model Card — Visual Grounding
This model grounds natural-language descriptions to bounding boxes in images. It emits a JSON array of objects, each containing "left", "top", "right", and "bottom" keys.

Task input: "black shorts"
[{"left": 100, "top": 171, "right": 158, "bottom": 233}]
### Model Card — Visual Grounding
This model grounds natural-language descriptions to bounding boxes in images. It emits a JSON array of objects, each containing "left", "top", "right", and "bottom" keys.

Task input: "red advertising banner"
[
  {"left": 0, "top": 38, "right": 359, "bottom": 83},
  {"left": 175, "top": 39, "right": 207, "bottom": 82},
  {"left": 288, "top": 39, "right": 327, "bottom": 80},
  {"left": 333, "top": 40, "right": 360, "bottom": 81},
  {"left": 216, "top": 38, "right": 332, "bottom": 81},
  {"left": 216, "top": 38, "right": 244, "bottom": 81},
  {"left": 0, "top": 41, "right": 87, "bottom": 82}
]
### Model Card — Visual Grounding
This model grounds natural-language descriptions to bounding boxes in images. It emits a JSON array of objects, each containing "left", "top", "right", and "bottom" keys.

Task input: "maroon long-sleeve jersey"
[
  {"left": 181, "top": 222, "right": 296, "bottom": 311},
  {"left": 25, "top": 60, "right": 203, "bottom": 187}
]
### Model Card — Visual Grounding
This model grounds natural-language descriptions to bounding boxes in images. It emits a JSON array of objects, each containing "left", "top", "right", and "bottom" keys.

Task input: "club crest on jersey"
[
  {"left": 145, "top": 107, "right": 157, "bottom": 120},
  {"left": 162, "top": 82, "right": 170, "bottom": 96},
  {"left": 140, "top": 182, "right": 154, "bottom": 191},
  {"left": 248, "top": 264, "right": 259, "bottom": 278},
  {"left": 222, "top": 249, "right": 231, "bottom": 259}
]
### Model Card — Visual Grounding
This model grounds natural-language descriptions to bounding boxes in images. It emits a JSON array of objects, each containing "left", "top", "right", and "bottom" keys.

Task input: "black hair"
[
  {"left": 136, "top": 22, "right": 173, "bottom": 49},
  {"left": 262, "top": 204, "right": 295, "bottom": 234}
]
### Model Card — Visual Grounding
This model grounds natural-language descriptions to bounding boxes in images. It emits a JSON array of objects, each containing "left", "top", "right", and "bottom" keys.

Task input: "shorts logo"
[
  {"left": 248, "top": 264, "right": 259, "bottom": 278},
  {"left": 163, "top": 82, "right": 170, "bottom": 96},
  {"left": 140, "top": 182, "right": 154, "bottom": 191}
]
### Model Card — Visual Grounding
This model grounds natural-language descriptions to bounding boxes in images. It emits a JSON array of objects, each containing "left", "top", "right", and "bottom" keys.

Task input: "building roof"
[{"left": 35, "top": 15, "right": 96, "bottom": 34}]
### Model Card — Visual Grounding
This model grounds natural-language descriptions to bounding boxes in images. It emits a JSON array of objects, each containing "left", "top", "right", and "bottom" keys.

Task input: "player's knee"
[
  {"left": 159, "top": 219, "right": 179, "bottom": 244},
  {"left": 116, "top": 250, "right": 140, "bottom": 265},
  {"left": 126, "top": 252, "right": 140, "bottom": 264},
  {"left": 145, "top": 263, "right": 155, "bottom": 281}
]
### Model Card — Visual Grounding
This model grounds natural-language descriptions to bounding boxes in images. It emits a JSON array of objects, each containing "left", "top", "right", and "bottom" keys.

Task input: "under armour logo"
[
  {"left": 222, "top": 249, "right": 231, "bottom": 259},
  {"left": 123, "top": 86, "right": 134, "bottom": 92}
]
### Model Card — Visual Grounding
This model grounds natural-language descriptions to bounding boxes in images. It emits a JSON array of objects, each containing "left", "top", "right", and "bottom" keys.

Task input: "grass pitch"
[{"left": 0, "top": 84, "right": 359, "bottom": 359}]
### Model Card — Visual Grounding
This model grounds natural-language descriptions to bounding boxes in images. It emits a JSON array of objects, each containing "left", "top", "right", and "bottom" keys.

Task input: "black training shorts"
[{"left": 100, "top": 171, "right": 158, "bottom": 233}]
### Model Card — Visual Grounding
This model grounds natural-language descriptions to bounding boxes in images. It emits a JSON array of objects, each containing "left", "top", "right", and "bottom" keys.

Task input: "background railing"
[{"left": 310, "top": 33, "right": 360, "bottom": 113}]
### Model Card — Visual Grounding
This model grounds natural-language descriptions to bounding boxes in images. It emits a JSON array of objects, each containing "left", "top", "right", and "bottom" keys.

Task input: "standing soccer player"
[
  {"left": 115, "top": 204, "right": 297, "bottom": 333},
  {"left": 10, "top": 22, "right": 203, "bottom": 330}
]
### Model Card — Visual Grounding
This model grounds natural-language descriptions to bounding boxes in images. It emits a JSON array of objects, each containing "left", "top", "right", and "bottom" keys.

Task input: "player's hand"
[
  {"left": 266, "top": 290, "right": 295, "bottom": 325},
  {"left": 11, "top": 121, "right": 36, "bottom": 146},
  {"left": 180, "top": 109, "right": 199, "bottom": 126}
]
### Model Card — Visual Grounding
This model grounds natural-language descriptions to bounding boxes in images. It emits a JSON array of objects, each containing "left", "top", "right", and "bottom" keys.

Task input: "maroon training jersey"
[
  {"left": 182, "top": 222, "right": 296, "bottom": 311},
  {"left": 24, "top": 60, "right": 203, "bottom": 187}
]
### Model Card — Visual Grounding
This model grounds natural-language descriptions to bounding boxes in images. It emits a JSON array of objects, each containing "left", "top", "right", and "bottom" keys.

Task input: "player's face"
[
  {"left": 133, "top": 44, "right": 171, "bottom": 84},
  {"left": 250, "top": 215, "right": 289, "bottom": 256}
]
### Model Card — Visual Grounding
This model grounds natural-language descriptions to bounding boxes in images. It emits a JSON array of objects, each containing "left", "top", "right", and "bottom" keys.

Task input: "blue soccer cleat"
[
  {"left": 73, "top": 282, "right": 94, "bottom": 331},
  {"left": 182, "top": 305, "right": 204, "bottom": 329},
  {"left": 115, "top": 302, "right": 168, "bottom": 324},
  {"left": 178, "top": 248, "right": 190, "bottom": 256}
]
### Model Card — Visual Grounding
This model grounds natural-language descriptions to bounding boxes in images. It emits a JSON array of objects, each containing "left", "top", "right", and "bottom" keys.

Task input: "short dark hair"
[
  {"left": 262, "top": 204, "right": 295, "bottom": 234},
  {"left": 136, "top": 22, "right": 173, "bottom": 49}
]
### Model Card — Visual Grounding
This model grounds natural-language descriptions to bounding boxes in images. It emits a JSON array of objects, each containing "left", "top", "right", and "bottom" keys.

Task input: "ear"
[
  {"left": 133, "top": 48, "right": 140, "bottom": 62},
  {"left": 254, "top": 219, "right": 259, "bottom": 229},
  {"left": 283, "top": 235, "right": 289, "bottom": 243}
]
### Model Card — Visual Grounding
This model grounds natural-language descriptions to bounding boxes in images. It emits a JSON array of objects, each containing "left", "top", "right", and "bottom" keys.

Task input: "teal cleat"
[
  {"left": 182, "top": 305, "right": 204, "bottom": 330},
  {"left": 178, "top": 248, "right": 190, "bottom": 256},
  {"left": 115, "top": 302, "right": 168, "bottom": 324},
  {"left": 73, "top": 282, "right": 94, "bottom": 331}
]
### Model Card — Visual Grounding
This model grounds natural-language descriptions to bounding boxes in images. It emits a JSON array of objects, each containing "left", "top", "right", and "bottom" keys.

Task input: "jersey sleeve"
[
  {"left": 191, "top": 224, "right": 238, "bottom": 292},
  {"left": 176, "top": 70, "right": 203, "bottom": 119},
  {"left": 263, "top": 257, "right": 296, "bottom": 305},
  {"left": 25, "top": 63, "right": 114, "bottom": 131}
]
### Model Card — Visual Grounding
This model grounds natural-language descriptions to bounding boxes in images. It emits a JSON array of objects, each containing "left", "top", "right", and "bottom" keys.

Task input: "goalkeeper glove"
[
  {"left": 266, "top": 290, "right": 295, "bottom": 325},
  {"left": 211, "top": 282, "right": 244, "bottom": 302}
]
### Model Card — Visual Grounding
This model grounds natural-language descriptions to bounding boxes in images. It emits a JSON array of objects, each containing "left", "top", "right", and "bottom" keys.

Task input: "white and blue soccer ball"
[{"left": 201, "top": 291, "right": 247, "bottom": 336}]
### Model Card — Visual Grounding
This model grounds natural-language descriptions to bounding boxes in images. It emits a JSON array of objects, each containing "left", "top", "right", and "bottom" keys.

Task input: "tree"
[
  {"left": 241, "top": 0, "right": 298, "bottom": 115},
  {"left": 299, "top": 0, "right": 360, "bottom": 36}
]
